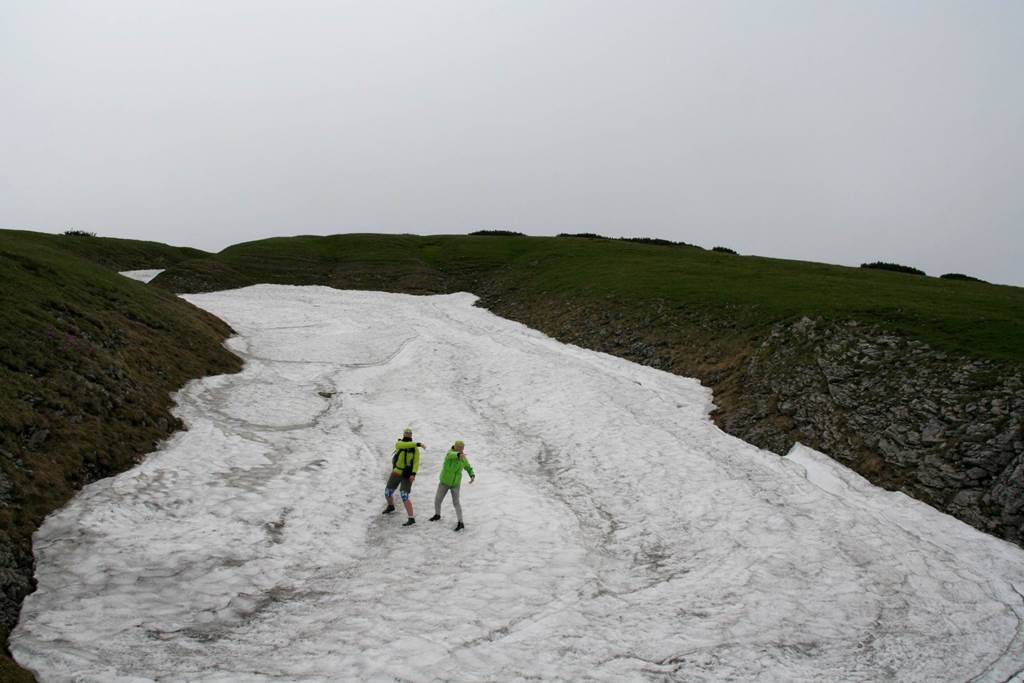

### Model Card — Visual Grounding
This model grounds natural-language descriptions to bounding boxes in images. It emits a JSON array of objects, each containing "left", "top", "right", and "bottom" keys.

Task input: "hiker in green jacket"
[
  {"left": 383, "top": 428, "right": 426, "bottom": 526},
  {"left": 428, "top": 440, "right": 475, "bottom": 531}
]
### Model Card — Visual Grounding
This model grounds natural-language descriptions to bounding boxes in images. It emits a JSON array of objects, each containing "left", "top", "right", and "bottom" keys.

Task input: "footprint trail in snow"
[{"left": 12, "top": 286, "right": 1024, "bottom": 681}]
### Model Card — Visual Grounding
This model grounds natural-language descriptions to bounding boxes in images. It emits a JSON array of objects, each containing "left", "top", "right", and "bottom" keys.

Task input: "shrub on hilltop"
[
  {"left": 861, "top": 262, "right": 926, "bottom": 276},
  {"left": 941, "top": 273, "right": 988, "bottom": 284},
  {"left": 469, "top": 229, "right": 525, "bottom": 236},
  {"left": 62, "top": 229, "right": 96, "bottom": 237},
  {"left": 712, "top": 246, "right": 738, "bottom": 255},
  {"left": 620, "top": 237, "right": 703, "bottom": 249}
]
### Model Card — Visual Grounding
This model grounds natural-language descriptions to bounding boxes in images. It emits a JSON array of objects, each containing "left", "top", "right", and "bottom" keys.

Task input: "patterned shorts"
[{"left": 385, "top": 473, "right": 413, "bottom": 500}]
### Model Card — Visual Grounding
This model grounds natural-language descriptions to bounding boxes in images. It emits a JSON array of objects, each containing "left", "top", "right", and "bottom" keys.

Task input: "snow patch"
[
  {"left": 784, "top": 442, "right": 858, "bottom": 497},
  {"left": 119, "top": 269, "right": 164, "bottom": 283},
  {"left": 12, "top": 285, "right": 1024, "bottom": 682}
]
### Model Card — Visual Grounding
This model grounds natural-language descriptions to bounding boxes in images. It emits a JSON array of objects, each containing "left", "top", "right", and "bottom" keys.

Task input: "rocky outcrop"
[{"left": 717, "top": 317, "right": 1023, "bottom": 544}]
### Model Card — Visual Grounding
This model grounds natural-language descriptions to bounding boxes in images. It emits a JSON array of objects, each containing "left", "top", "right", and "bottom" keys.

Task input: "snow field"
[{"left": 12, "top": 285, "right": 1024, "bottom": 682}]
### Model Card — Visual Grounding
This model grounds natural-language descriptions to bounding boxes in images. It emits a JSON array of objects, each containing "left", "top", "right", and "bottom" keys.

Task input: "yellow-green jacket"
[{"left": 439, "top": 448, "right": 474, "bottom": 487}]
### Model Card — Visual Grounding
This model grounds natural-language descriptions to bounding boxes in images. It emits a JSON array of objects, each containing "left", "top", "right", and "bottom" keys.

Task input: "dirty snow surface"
[
  {"left": 13, "top": 286, "right": 1024, "bottom": 682},
  {"left": 119, "top": 269, "right": 164, "bottom": 283}
]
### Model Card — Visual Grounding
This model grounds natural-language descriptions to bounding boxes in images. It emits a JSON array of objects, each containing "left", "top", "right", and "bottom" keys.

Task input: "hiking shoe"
[
  {"left": 403, "top": 518, "right": 416, "bottom": 527},
  {"left": 382, "top": 505, "right": 396, "bottom": 515},
  {"left": 454, "top": 522, "right": 464, "bottom": 531},
  {"left": 428, "top": 514, "right": 441, "bottom": 521}
]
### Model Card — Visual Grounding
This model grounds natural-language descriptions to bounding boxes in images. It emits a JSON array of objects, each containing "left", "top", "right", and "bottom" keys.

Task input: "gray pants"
[{"left": 434, "top": 484, "right": 463, "bottom": 522}]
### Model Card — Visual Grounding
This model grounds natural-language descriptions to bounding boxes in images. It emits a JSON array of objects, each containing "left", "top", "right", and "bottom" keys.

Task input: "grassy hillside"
[
  {"left": 0, "top": 230, "right": 241, "bottom": 679},
  {"left": 154, "top": 233, "right": 1024, "bottom": 363},
  {"left": 0, "top": 229, "right": 208, "bottom": 271}
]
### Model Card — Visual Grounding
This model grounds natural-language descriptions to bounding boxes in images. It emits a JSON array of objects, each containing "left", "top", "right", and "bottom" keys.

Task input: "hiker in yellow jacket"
[{"left": 383, "top": 427, "right": 426, "bottom": 526}]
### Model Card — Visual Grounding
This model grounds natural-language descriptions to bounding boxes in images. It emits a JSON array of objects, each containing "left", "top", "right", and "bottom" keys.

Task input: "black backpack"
[{"left": 392, "top": 440, "right": 418, "bottom": 472}]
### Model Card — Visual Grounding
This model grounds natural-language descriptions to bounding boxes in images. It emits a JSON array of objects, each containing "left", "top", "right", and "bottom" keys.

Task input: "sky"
[{"left": 2, "top": 1, "right": 1022, "bottom": 286}]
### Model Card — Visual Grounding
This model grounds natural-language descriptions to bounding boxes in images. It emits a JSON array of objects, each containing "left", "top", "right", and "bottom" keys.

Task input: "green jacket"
[
  {"left": 439, "top": 448, "right": 474, "bottom": 487},
  {"left": 392, "top": 439, "right": 421, "bottom": 476}
]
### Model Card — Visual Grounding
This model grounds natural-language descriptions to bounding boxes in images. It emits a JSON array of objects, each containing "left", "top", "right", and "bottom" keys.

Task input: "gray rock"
[
  {"left": 26, "top": 429, "right": 50, "bottom": 450},
  {"left": 712, "top": 316, "right": 1024, "bottom": 546}
]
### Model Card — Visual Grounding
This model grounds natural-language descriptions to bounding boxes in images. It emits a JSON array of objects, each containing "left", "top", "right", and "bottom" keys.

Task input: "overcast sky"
[{"left": 3, "top": 1, "right": 1022, "bottom": 285}]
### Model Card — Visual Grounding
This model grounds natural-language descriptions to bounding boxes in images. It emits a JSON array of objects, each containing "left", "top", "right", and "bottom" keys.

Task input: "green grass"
[
  {"left": 0, "top": 229, "right": 209, "bottom": 271},
  {"left": 155, "top": 233, "right": 1024, "bottom": 363},
  {"left": 0, "top": 230, "right": 240, "bottom": 676}
]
